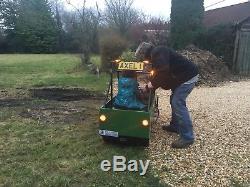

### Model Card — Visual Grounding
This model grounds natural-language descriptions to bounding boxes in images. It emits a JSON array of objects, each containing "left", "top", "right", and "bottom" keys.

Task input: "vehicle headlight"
[
  {"left": 150, "top": 70, "right": 155, "bottom": 76},
  {"left": 100, "top": 115, "right": 107, "bottom": 122},
  {"left": 142, "top": 120, "right": 149, "bottom": 127}
]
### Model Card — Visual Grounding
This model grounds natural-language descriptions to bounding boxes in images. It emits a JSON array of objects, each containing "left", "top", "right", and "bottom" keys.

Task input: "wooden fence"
[{"left": 233, "top": 19, "right": 250, "bottom": 75}]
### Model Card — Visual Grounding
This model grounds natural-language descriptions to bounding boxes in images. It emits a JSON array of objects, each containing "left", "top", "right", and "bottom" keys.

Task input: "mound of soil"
[{"left": 179, "top": 45, "right": 232, "bottom": 86}]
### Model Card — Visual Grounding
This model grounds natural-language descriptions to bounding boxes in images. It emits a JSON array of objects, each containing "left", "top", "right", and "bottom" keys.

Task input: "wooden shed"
[{"left": 233, "top": 17, "right": 250, "bottom": 75}]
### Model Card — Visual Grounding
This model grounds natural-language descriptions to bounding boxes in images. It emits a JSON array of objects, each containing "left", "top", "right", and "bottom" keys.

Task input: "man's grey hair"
[{"left": 135, "top": 42, "right": 154, "bottom": 60}]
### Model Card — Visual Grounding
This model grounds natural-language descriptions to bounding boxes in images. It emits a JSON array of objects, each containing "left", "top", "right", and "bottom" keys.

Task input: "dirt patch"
[
  {"left": 0, "top": 98, "right": 32, "bottom": 107},
  {"left": 18, "top": 99, "right": 102, "bottom": 125},
  {"left": 30, "top": 87, "right": 105, "bottom": 101},
  {"left": 0, "top": 88, "right": 104, "bottom": 125},
  {"left": 0, "top": 89, "right": 30, "bottom": 99}
]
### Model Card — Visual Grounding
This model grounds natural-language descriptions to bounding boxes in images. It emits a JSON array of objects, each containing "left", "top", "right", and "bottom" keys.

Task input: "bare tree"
[
  {"left": 104, "top": 0, "right": 139, "bottom": 35},
  {"left": 49, "top": 0, "right": 65, "bottom": 51},
  {"left": 66, "top": 0, "right": 101, "bottom": 64}
]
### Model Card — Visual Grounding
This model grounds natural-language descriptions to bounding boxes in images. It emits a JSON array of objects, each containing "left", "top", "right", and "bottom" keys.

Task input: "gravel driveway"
[{"left": 149, "top": 80, "right": 250, "bottom": 186}]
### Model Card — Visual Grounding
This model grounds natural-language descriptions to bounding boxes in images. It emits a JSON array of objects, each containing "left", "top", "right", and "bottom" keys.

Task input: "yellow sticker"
[{"left": 118, "top": 62, "right": 144, "bottom": 71}]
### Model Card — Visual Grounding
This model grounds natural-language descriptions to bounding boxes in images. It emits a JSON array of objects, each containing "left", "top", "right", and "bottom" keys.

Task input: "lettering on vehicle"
[
  {"left": 118, "top": 62, "right": 144, "bottom": 71},
  {"left": 100, "top": 156, "right": 150, "bottom": 176}
]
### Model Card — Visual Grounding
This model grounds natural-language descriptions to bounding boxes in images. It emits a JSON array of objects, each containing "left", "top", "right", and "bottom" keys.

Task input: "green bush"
[
  {"left": 100, "top": 34, "right": 128, "bottom": 71},
  {"left": 120, "top": 50, "right": 137, "bottom": 62}
]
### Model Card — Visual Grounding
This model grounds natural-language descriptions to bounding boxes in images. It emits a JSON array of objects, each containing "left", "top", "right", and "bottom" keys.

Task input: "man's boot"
[
  {"left": 171, "top": 138, "right": 194, "bottom": 149},
  {"left": 162, "top": 125, "right": 179, "bottom": 134}
]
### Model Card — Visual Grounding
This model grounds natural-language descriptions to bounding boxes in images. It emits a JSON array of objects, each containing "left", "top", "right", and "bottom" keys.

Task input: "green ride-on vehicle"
[{"left": 98, "top": 60, "right": 159, "bottom": 146}]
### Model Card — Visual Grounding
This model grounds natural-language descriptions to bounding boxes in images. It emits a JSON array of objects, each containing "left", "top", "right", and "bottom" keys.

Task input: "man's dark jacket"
[{"left": 150, "top": 46, "right": 199, "bottom": 90}]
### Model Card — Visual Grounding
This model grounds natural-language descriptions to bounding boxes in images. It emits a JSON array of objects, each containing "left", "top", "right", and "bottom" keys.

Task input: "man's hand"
[
  {"left": 141, "top": 82, "right": 154, "bottom": 93},
  {"left": 147, "top": 82, "right": 153, "bottom": 89}
]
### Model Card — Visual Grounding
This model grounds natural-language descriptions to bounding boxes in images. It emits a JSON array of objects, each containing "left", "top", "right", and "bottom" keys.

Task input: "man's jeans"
[{"left": 170, "top": 83, "right": 195, "bottom": 141}]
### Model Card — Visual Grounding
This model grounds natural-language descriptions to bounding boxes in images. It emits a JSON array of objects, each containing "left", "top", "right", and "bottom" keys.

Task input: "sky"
[{"left": 65, "top": 0, "right": 249, "bottom": 19}]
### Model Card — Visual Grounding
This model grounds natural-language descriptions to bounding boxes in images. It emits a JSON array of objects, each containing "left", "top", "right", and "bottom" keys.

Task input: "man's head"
[
  {"left": 150, "top": 46, "right": 171, "bottom": 71},
  {"left": 135, "top": 42, "right": 154, "bottom": 61}
]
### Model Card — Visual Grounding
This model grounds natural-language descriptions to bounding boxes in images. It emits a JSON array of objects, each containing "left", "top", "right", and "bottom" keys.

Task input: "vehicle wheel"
[
  {"left": 102, "top": 136, "right": 115, "bottom": 143},
  {"left": 142, "top": 140, "right": 149, "bottom": 146}
]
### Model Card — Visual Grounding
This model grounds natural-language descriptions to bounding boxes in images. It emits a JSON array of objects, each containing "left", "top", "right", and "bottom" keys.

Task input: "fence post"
[{"left": 233, "top": 29, "right": 240, "bottom": 73}]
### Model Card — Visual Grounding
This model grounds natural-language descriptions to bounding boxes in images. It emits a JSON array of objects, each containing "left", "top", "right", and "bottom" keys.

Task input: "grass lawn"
[
  {"left": 0, "top": 54, "right": 108, "bottom": 92},
  {"left": 0, "top": 54, "right": 164, "bottom": 186},
  {"left": 0, "top": 100, "right": 163, "bottom": 187},
  {"left": 90, "top": 55, "right": 102, "bottom": 68}
]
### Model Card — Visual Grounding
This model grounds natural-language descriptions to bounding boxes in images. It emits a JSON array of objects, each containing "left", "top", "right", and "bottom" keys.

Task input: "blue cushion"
[{"left": 114, "top": 78, "right": 145, "bottom": 110}]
